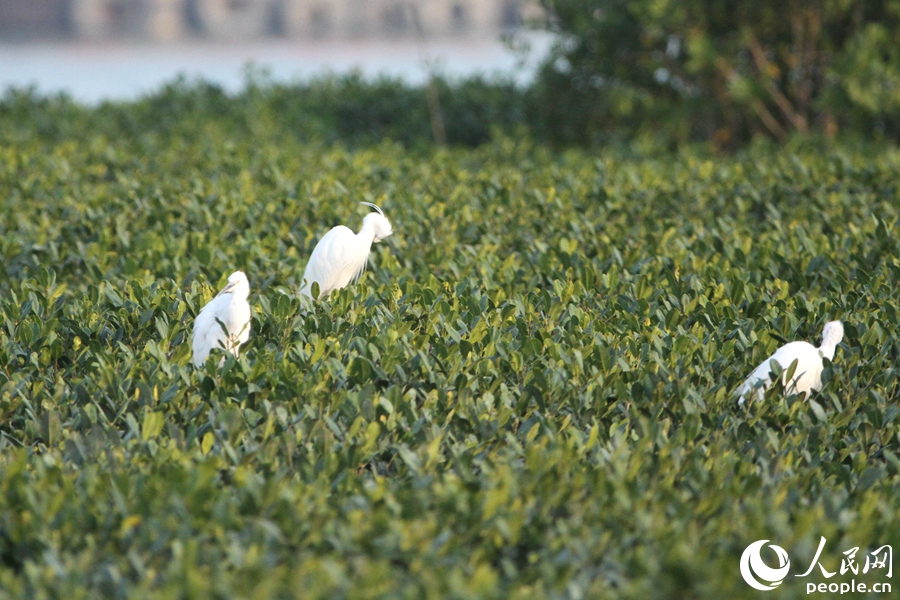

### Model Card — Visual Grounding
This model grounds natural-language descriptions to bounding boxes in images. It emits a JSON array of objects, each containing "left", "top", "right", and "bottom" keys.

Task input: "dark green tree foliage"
[
  {"left": 537, "top": 0, "right": 900, "bottom": 146},
  {"left": 0, "top": 73, "right": 528, "bottom": 151}
]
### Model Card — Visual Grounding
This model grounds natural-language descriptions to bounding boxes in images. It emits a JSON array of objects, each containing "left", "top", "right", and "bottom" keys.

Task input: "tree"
[{"left": 534, "top": 0, "right": 900, "bottom": 147}]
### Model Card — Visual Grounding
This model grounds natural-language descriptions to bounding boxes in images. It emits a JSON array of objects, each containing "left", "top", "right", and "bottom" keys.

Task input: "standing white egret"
[
  {"left": 736, "top": 320, "right": 843, "bottom": 405},
  {"left": 191, "top": 271, "right": 252, "bottom": 367},
  {"left": 299, "top": 202, "right": 393, "bottom": 299}
]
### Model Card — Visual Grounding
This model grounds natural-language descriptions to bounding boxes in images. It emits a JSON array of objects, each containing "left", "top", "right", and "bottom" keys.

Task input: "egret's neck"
[
  {"left": 357, "top": 220, "right": 377, "bottom": 245},
  {"left": 819, "top": 341, "right": 837, "bottom": 361},
  {"left": 232, "top": 285, "right": 250, "bottom": 302}
]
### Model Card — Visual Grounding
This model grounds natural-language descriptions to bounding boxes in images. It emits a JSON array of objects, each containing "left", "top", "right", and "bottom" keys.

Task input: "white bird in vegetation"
[
  {"left": 192, "top": 271, "right": 251, "bottom": 367},
  {"left": 299, "top": 202, "right": 393, "bottom": 299},
  {"left": 737, "top": 321, "right": 844, "bottom": 405}
]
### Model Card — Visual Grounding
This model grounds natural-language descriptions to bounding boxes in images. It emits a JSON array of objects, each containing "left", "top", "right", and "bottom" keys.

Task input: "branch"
[
  {"left": 715, "top": 57, "right": 787, "bottom": 143},
  {"left": 788, "top": 2, "right": 821, "bottom": 123},
  {"left": 746, "top": 32, "right": 808, "bottom": 133}
]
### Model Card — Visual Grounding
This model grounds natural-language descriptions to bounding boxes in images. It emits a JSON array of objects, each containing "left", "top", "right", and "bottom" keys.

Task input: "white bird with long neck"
[
  {"left": 191, "top": 271, "right": 252, "bottom": 367},
  {"left": 737, "top": 320, "right": 844, "bottom": 405},
  {"left": 299, "top": 202, "right": 393, "bottom": 299}
]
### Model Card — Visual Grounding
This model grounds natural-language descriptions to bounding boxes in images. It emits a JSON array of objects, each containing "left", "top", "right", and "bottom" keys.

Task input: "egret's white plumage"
[
  {"left": 299, "top": 202, "right": 393, "bottom": 299},
  {"left": 737, "top": 321, "right": 843, "bottom": 405},
  {"left": 191, "top": 271, "right": 251, "bottom": 367}
]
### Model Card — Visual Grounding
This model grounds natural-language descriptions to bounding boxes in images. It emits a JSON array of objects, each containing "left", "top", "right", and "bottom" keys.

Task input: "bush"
[
  {"left": 0, "top": 73, "right": 531, "bottom": 151},
  {"left": 0, "top": 99, "right": 899, "bottom": 597}
]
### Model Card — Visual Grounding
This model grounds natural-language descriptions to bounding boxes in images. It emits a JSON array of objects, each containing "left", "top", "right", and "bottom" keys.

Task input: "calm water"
[{"left": 0, "top": 33, "right": 552, "bottom": 104}]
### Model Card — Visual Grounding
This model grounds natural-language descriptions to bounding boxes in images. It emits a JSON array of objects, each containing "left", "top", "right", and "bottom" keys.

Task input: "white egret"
[
  {"left": 191, "top": 271, "right": 252, "bottom": 367},
  {"left": 736, "top": 320, "right": 843, "bottom": 405},
  {"left": 299, "top": 202, "right": 393, "bottom": 299}
]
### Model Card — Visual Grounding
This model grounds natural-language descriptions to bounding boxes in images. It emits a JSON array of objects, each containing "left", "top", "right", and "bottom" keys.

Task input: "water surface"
[{"left": 0, "top": 34, "right": 551, "bottom": 103}]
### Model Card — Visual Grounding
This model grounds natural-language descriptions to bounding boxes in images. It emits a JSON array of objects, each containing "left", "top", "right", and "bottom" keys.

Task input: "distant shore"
[{"left": 0, "top": 33, "right": 552, "bottom": 104}]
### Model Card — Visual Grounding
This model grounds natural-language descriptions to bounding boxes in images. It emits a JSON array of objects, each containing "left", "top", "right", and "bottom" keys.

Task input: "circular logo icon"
[{"left": 740, "top": 540, "right": 791, "bottom": 591}]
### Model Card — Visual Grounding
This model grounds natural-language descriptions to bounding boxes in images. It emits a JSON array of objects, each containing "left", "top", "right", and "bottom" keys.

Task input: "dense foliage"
[
  {"left": 0, "top": 74, "right": 529, "bottom": 151},
  {"left": 0, "top": 97, "right": 899, "bottom": 598},
  {"left": 537, "top": 0, "right": 900, "bottom": 147}
]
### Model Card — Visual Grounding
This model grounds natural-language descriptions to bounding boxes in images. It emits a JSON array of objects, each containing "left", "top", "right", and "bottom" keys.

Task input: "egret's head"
[
  {"left": 821, "top": 320, "right": 844, "bottom": 348},
  {"left": 360, "top": 202, "right": 393, "bottom": 242},
  {"left": 218, "top": 270, "right": 250, "bottom": 297}
]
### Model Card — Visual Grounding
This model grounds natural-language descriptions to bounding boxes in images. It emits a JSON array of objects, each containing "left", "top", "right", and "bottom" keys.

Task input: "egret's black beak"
[{"left": 217, "top": 282, "right": 237, "bottom": 297}]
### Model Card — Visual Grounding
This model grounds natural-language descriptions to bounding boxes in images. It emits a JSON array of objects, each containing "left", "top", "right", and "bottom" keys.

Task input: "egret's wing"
[
  {"left": 737, "top": 356, "right": 776, "bottom": 404},
  {"left": 769, "top": 341, "right": 820, "bottom": 394},
  {"left": 192, "top": 295, "right": 230, "bottom": 366},
  {"left": 737, "top": 341, "right": 820, "bottom": 403},
  {"left": 301, "top": 226, "right": 368, "bottom": 297}
]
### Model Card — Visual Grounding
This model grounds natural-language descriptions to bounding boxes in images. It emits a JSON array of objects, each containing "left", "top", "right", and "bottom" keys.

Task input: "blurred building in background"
[{"left": 0, "top": 0, "right": 537, "bottom": 41}]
